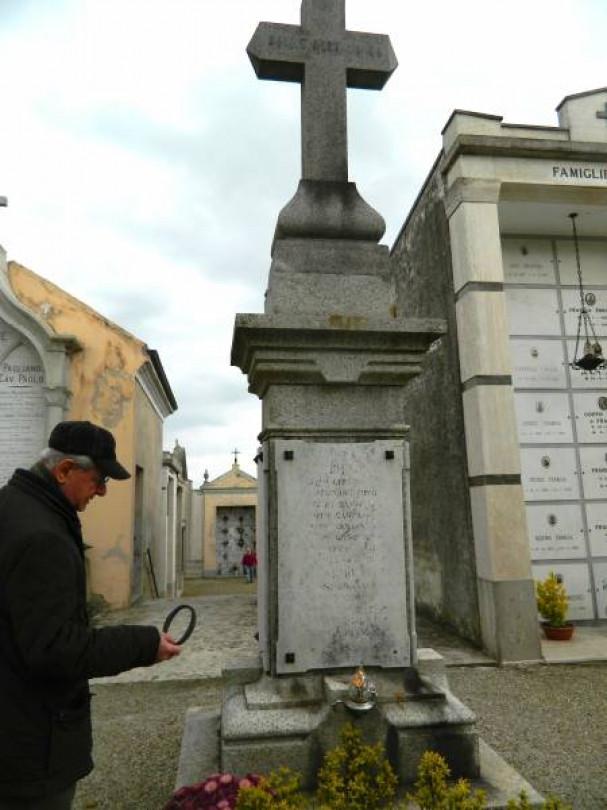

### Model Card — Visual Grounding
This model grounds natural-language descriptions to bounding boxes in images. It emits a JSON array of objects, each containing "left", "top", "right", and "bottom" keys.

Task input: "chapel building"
[
  {"left": 0, "top": 249, "right": 179, "bottom": 608},
  {"left": 189, "top": 456, "right": 257, "bottom": 578}
]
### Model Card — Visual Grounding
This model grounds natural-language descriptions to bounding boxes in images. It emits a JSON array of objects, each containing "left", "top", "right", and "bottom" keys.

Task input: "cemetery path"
[{"left": 74, "top": 584, "right": 607, "bottom": 809}]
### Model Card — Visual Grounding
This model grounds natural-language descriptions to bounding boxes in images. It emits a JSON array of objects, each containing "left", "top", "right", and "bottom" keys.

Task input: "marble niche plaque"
[
  {"left": 592, "top": 561, "right": 607, "bottom": 619},
  {"left": 573, "top": 393, "right": 607, "bottom": 443},
  {"left": 501, "top": 238, "right": 556, "bottom": 284},
  {"left": 566, "top": 340, "right": 607, "bottom": 388},
  {"left": 579, "top": 447, "right": 607, "bottom": 499},
  {"left": 514, "top": 392, "right": 573, "bottom": 443},
  {"left": 533, "top": 562, "right": 594, "bottom": 621},
  {"left": 526, "top": 504, "right": 586, "bottom": 560},
  {"left": 505, "top": 289, "right": 561, "bottom": 337},
  {"left": 275, "top": 439, "right": 409, "bottom": 674},
  {"left": 509, "top": 338, "right": 567, "bottom": 389},
  {"left": 556, "top": 239, "right": 607, "bottom": 286},
  {"left": 520, "top": 447, "right": 580, "bottom": 501},
  {"left": 561, "top": 288, "right": 607, "bottom": 337},
  {"left": 0, "top": 320, "right": 46, "bottom": 485},
  {"left": 587, "top": 503, "right": 607, "bottom": 557}
]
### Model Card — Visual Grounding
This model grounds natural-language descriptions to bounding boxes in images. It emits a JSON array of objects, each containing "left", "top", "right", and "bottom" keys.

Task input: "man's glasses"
[{"left": 92, "top": 471, "right": 110, "bottom": 487}]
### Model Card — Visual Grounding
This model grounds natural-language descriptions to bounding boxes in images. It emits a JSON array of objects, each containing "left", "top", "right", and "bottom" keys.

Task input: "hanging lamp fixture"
[{"left": 568, "top": 213, "right": 606, "bottom": 372}]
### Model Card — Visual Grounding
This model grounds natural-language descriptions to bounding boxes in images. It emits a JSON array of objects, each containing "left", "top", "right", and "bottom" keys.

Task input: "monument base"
[{"left": 175, "top": 650, "right": 544, "bottom": 808}]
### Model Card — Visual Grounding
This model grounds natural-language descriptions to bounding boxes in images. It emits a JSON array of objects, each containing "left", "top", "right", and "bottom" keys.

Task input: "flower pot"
[{"left": 542, "top": 623, "right": 575, "bottom": 641}]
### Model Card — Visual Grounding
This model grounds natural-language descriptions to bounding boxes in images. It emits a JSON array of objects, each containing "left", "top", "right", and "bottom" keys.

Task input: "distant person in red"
[
  {"left": 242, "top": 549, "right": 254, "bottom": 583},
  {"left": 250, "top": 548, "right": 258, "bottom": 581}
]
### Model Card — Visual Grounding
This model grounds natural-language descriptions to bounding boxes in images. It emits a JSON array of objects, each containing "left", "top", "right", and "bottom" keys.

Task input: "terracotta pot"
[{"left": 542, "top": 623, "right": 575, "bottom": 641}]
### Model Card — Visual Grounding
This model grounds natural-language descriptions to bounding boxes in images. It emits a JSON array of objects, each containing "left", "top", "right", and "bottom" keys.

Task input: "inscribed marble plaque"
[
  {"left": 533, "top": 562, "right": 594, "bottom": 620},
  {"left": 520, "top": 447, "right": 579, "bottom": 500},
  {"left": 0, "top": 321, "right": 46, "bottom": 485},
  {"left": 275, "top": 439, "right": 409, "bottom": 673},
  {"left": 579, "top": 447, "right": 607, "bottom": 499},
  {"left": 526, "top": 504, "right": 586, "bottom": 560},
  {"left": 573, "top": 393, "right": 607, "bottom": 443},
  {"left": 561, "top": 288, "right": 607, "bottom": 337},
  {"left": 505, "top": 289, "right": 561, "bottom": 336},
  {"left": 592, "top": 562, "right": 607, "bottom": 618},
  {"left": 587, "top": 503, "right": 607, "bottom": 557},
  {"left": 556, "top": 239, "right": 607, "bottom": 286},
  {"left": 566, "top": 340, "right": 607, "bottom": 388},
  {"left": 509, "top": 339, "right": 567, "bottom": 389},
  {"left": 514, "top": 393, "right": 573, "bottom": 443},
  {"left": 501, "top": 238, "right": 556, "bottom": 284}
]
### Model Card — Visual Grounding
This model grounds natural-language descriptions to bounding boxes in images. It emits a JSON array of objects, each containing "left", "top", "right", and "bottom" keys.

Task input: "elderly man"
[{"left": 0, "top": 421, "right": 181, "bottom": 809}]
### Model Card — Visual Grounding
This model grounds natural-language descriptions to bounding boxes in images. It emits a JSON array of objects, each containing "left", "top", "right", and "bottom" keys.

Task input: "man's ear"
[{"left": 53, "top": 458, "right": 75, "bottom": 485}]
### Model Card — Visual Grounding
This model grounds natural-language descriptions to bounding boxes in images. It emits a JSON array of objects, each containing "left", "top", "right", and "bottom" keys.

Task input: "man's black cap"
[{"left": 49, "top": 420, "right": 131, "bottom": 480}]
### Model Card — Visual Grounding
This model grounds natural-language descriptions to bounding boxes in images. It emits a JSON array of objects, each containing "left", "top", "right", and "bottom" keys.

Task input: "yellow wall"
[
  {"left": 8, "top": 261, "right": 162, "bottom": 608},
  {"left": 134, "top": 382, "right": 165, "bottom": 599}
]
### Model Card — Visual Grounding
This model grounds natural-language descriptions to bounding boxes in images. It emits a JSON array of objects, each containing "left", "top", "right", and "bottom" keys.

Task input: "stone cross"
[
  {"left": 232, "top": 447, "right": 240, "bottom": 464},
  {"left": 247, "top": 0, "right": 397, "bottom": 183},
  {"left": 597, "top": 102, "right": 607, "bottom": 121}
]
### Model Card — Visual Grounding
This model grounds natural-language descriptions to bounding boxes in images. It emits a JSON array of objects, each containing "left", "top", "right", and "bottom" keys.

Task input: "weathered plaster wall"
[
  {"left": 8, "top": 261, "right": 151, "bottom": 609},
  {"left": 391, "top": 170, "right": 480, "bottom": 642},
  {"left": 134, "top": 382, "right": 165, "bottom": 600}
]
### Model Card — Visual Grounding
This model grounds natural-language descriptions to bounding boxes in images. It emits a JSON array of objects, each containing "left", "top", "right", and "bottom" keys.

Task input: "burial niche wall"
[
  {"left": 0, "top": 318, "right": 46, "bottom": 484},
  {"left": 503, "top": 236, "right": 607, "bottom": 620},
  {"left": 215, "top": 505, "right": 256, "bottom": 576}
]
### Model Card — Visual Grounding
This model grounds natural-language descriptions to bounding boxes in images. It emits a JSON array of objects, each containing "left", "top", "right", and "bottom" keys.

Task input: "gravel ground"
[{"left": 73, "top": 663, "right": 607, "bottom": 810}]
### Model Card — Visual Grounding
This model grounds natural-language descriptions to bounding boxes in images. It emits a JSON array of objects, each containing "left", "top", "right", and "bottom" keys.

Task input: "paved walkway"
[{"left": 91, "top": 580, "right": 607, "bottom": 684}]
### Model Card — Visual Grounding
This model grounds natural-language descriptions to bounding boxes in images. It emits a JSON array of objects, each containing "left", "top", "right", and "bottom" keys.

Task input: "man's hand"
[{"left": 156, "top": 632, "right": 181, "bottom": 662}]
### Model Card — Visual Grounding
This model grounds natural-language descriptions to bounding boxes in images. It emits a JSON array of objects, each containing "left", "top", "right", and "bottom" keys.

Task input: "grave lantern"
[{"left": 569, "top": 212, "right": 606, "bottom": 372}]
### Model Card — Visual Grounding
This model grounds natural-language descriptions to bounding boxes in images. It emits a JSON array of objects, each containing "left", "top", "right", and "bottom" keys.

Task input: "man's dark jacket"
[{"left": 0, "top": 468, "right": 160, "bottom": 800}]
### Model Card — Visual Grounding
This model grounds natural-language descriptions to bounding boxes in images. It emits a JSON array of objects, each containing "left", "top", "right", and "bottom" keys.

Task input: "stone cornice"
[
  {"left": 442, "top": 133, "right": 607, "bottom": 177},
  {"left": 231, "top": 314, "right": 446, "bottom": 396},
  {"left": 137, "top": 360, "right": 177, "bottom": 419}
]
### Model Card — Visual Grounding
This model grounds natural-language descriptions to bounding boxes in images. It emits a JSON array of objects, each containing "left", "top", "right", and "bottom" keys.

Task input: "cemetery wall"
[{"left": 390, "top": 168, "right": 480, "bottom": 642}]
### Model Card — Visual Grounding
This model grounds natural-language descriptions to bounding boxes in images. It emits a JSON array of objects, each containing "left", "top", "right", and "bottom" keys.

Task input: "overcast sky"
[{"left": 0, "top": 0, "right": 605, "bottom": 484}]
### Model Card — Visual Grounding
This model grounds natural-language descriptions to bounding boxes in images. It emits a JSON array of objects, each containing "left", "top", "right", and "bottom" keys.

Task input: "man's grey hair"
[{"left": 39, "top": 447, "right": 95, "bottom": 471}]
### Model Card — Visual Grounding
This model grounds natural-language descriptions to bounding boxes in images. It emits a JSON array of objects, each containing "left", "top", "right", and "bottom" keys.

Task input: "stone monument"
[{"left": 178, "top": 2, "right": 543, "bottom": 802}]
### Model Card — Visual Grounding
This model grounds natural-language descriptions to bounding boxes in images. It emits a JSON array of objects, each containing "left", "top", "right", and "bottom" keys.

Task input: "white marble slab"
[
  {"left": 533, "top": 562, "right": 594, "bottom": 620},
  {"left": 556, "top": 239, "right": 607, "bottom": 286},
  {"left": 501, "top": 238, "right": 556, "bottom": 284},
  {"left": 526, "top": 504, "right": 586, "bottom": 560},
  {"left": 505, "top": 288, "right": 561, "bottom": 336},
  {"left": 591, "top": 561, "right": 607, "bottom": 619},
  {"left": 514, "top": 393, "right": 573, "bottom": 443},
  {"left": 520, "top": 447, "right": 580, "bottom": 501},
  {"left": 587, "top": 503, "right": 607, "bottom": 557},
  {"left": 509, "top": 338, "right": 567, "bottom": 389},
  {"left": 0, "top": 321, "right": 46, "bottom": 485},
  {"left": 566, "top": 340, "right": 607, "bottom": 388},
  {"left": 573, "top": 393, "right": 607, "bottom": 443},
  {"left": 561, "top": 288, "right": 607, "bottom": 337},
  {"left": 579, "top": 447, "right": 607, "bottom": 499},
  {"left": 275, "top": 439, "right": 409, "bottom": 673}
]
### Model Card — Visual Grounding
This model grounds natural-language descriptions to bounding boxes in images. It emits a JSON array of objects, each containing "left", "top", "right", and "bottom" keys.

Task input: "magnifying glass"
[{"left": 162, "top": 604, "right": 197, "bottom": 645}]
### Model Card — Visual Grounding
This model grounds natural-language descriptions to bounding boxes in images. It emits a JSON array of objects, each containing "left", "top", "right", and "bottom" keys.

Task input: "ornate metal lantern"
[{"left": 569, "top": 213, "right": 606, "bottom": 372}]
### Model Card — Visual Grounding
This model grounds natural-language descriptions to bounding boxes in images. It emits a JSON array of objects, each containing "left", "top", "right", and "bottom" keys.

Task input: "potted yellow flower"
[{"left": 536, "top": 572, "right": 575, "bottom": 640}]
